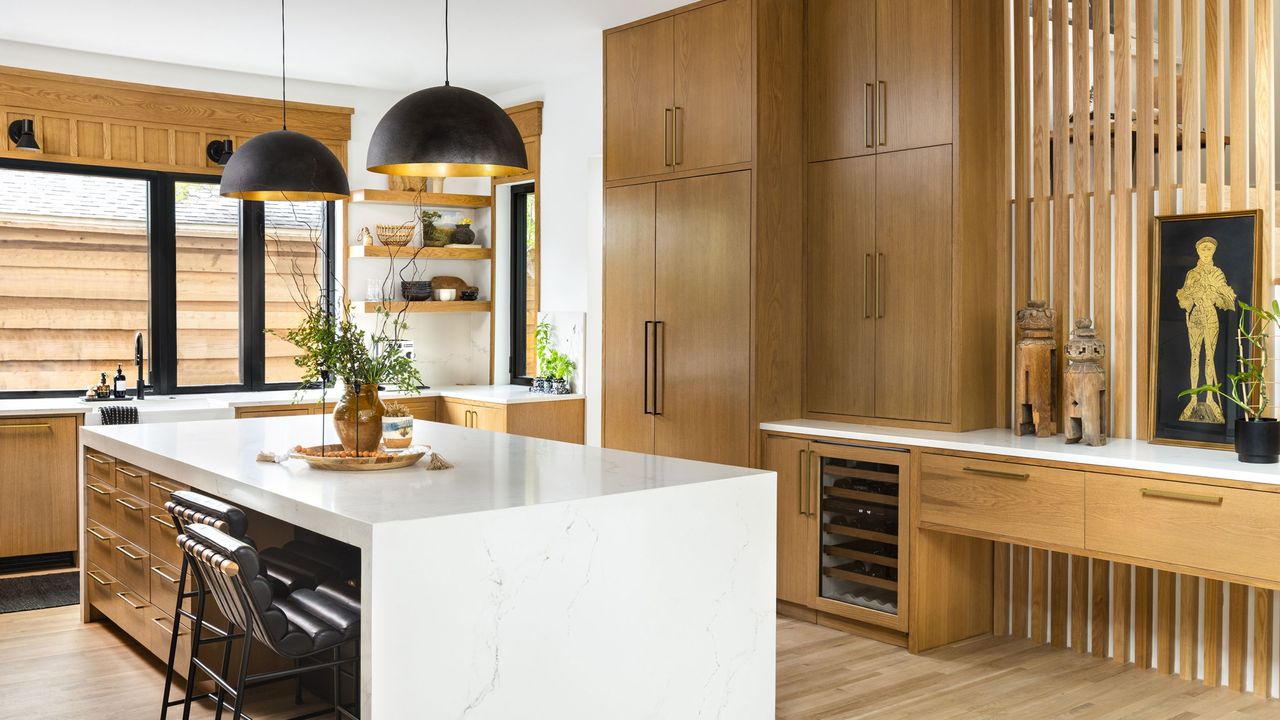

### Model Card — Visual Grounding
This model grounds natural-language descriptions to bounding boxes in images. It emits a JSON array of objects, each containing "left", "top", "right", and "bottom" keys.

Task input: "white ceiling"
[{"left": 0, "top": 0, "right": 684, "bottom": 95}]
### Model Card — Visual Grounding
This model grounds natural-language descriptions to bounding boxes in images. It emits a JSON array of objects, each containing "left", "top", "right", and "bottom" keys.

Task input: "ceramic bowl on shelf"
[
  {"left": 402, "top": 280, "right": 433, "bottom": 301},
  {"left": 460, "top": 287, "right": 480, "bottom": 301},
  {"left": 434, "top": 288, "right": 458, "bottom": 302}
]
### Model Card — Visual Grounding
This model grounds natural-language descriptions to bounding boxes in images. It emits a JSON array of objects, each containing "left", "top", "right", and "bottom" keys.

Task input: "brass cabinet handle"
[
  {"left": 665, "top": 108, "right": 674, "bottom": 167},
  {"left": 797, "top": 449, "right": 807, "bottom": 515},
  {"left": 151, "top": 566, "right": 180, "bottom": 584},
  {"left": 117, "top": 468, "right": 144, "bottom": 479},
  {"left": 153, "top": 616, "right": 187, "bottom": 635},
  {"left": 87, "top": 527, "right": 111, "bottom": 541},
  {"left": 116, "top": 591, "right": 146, "bottom": 610},
  {"left": 878, "top": 81, "right": 887, "bottom": 146},
  {"left": 87, "top": 570, "right": 115, "bottom": 586},
  {"left": 115, "top": 545, "right": 146, "bottom": 561},
  {"left": 962, "top": 465, "right": 1030, "bottom": 480},
  {"left": 808, "top": 450, "right": 817, "bottom": 517},
  {"left": 0, "top": 423, "right": 50, "bottom": 430},
  {"left": 1141, "top": 488, "right": 1224, "bottom": 505},
  {"left": 86, "top": 453, "right": 112, "bottom": 464},
  {"left": 863, "top": 254, "right": 873, "bottom": 319},
  {"left": 86, "top": 483, "right": 113, "bottom": 495},
  {"left": 115, "top": 497, "right": 145, "bottom": 511},
  {"left": 150, "top": 480, "right": 180, "bottom": 493},
  {"left": 875, "top": 253, "right": 885, "bottom": 318},
  {"left": 150, "top": 514, "right": 175, "bottom": 529},
  {"left": 674, "top": 106, "right": 684, "bottom": 165},
  {"left": 865, "top": 82, "right": 875, "bottom": 148}
]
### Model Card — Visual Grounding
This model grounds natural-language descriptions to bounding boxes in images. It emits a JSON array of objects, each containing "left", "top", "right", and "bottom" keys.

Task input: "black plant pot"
[{"left": 1234, "top": 417, "right": 1280, "bottom": 464}]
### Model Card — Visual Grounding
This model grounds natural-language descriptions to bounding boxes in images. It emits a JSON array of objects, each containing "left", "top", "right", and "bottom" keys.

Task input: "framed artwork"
[{"left": 1147, "top": 210, "right": 1263, "bottom": 449}]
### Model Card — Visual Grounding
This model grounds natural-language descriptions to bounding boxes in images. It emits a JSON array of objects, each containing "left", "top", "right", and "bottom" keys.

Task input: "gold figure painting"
[
  {"left": 1175, "top": 237, "right": 1237, "bottom": 424},
  {"left": 1149, "top": 210, "right": 1263, "bottom": 449}
]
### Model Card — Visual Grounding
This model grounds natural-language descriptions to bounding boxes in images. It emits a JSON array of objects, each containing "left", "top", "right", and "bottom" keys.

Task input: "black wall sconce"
[
  {"left": 7, "top": 119, "right": 39, "bottom": 151},
  {"left": 206, "top": 138, "right": 234, "bottom": 165}
]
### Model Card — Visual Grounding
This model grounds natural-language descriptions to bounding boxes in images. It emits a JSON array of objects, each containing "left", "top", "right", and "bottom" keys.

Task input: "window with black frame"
[
  {"left": 509, "top": 182, "right": 538, "bottom": 383},
  {"left": 0, "top": 158, "right": 333, "bottom": 397}
]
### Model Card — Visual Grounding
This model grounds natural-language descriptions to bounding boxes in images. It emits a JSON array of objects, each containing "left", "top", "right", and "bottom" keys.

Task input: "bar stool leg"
[
  {"left": 332, "top": 646, "right": 341, "bottom": 719},
  {"left": 295, "top": 659, "right": 304, "bottom": 705},
  {"left": 182, "top": 586, "right": 208, "bottom": 720},
  {"left": 160, "top": 556, "right": 192, "bottom": 720},
  {"left": 230, "top": 618, "right": 254, "bottom": 720}
]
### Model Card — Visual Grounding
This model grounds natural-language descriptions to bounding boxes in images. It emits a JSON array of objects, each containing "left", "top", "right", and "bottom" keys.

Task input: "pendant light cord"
[
  {"left": 281, "top": 0, "right": 288, "bottom": 129},
  {"left": 444, "top": 0, "right": 450, "bottom": 86}
]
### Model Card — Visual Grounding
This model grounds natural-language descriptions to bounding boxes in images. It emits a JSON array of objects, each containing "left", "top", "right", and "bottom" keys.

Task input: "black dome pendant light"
[
  {"left": 220, "top": 0, "right": 350, "bottom": 201},
  {"left": 367, "top": 0, "right": 527, "bottom": 178}
]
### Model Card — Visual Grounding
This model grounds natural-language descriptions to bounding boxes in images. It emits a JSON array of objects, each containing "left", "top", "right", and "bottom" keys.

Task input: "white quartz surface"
[
  {"left": 761, "top": 418, "right": 1280, "bottom": 487},
  {"left": 82, "top": 415, "right": 770, "bottom": 541}
]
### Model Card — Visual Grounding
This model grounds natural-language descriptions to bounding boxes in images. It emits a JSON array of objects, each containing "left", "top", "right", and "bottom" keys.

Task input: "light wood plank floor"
[{"left": 5, "top": 607, "right": 1280, "bottom": 718}]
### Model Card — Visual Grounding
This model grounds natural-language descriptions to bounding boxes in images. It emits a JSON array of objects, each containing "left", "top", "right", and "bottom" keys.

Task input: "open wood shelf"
[
  {"left": 824, "top": 486, "right": 899, "bottom": 507},
  {"left": 823, "top": 522, "right": 898, "bottom": 546},
  {"left": 348, "top": 189, "right": 492, "bottom": 208},
  {"left": 360, "top": 300, "right": 492, "bottom": 314},
  {"left": 348, "top": 245, "right": 492, "bottom": 260},
  {"left": 823, "top": 543, "right": 899, "bottom": 569},
  {"left": 822, "top": 564, "right": 899, "bottom": 592},
  {"left": 820, "top": 464, "right": 900, "bottom": 484}
]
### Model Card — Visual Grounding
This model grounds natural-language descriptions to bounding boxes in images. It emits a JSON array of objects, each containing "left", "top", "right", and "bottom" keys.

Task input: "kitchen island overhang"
[{"left": 80, "top": 416, "right": 776, "bottom": 718}]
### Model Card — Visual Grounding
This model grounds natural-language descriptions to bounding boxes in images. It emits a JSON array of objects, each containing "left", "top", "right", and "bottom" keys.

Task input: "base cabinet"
[
  {"left": 439, "top": 398, "right": 586, "bottom": 445},
  {"left": 1, "top": 415, "right": 79, "bottom": 559}
]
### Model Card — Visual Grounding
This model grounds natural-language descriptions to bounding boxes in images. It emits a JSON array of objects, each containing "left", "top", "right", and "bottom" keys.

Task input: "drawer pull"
[
  {"left": 117, "top": 468, "right": 144, "bottom": 479},
  {"left": 153, "top": 616, "right": 187, "bottom": 635},
  {"left": 149, "top": 480, "right": 181, "bottom": 493},
  {"left": 1140, "top": 488, "right": 1224, "bottom": 505},
  {"left": 86, "top": 570, "right": 115, "bottom": 586},
  {"left": 151, "top": 566, "right": 180, "bottom": 584},
  {"left": 0, "top": 423, "right": 50, "bottom": 430},
  {"left": 115, "top": 545, "right": 146, "bottom": 561},
  {"left": 86, "top": 483, "right": 114, "bottom": 495},
  {"left": 961, "top": 466, "right": 1030, "bottom": 481},
  {"left": 86, "top": 453, "right": 112, "bottom": 464},
  {"left": 150, "top": 514, "right": 176, "bottom": 529},
  {"left": 116, "top": 591, "right": 146, "bottom": 610},
  {"left": 115, "top": 498, "right": 145, "bottom": 511},
  {"left": 87, "top": 527, "right": 112, "bottom": 542}
]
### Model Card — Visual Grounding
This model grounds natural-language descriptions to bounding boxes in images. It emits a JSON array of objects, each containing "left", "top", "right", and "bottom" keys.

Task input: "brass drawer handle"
[
  {"left": 1141, "top": 488, "right": 1224, "bottom": 505},
  {"left": 87, "top": 570, "right": 115, "bottom": 586},
  {"left": 86, "top": 483, "right": 114, "bottom": 495},
  {"left": 87, "top": 527, "right": 112, "bottom": 542},
  {"left": 150, "top": 514, "right": 176, "bottom": 529},
  {"left": 149, "top": 480, "right": 181, "bottom": 493},
  {"left": 115, "top": 545, "right": 146, "bottom": 561},
  {"left": 961, "top": 466, "right": 1031, "bottom": 481},
  {"left": 86, "top": 453, "right": 112, "bottom": 464},
  {"left": 115, "top": 498, "right": 145, "bottom": 512},
  {"left": 153, "top": 616, "right": 187, "bottom": 635},
  {"left": 117, "top": 468, "right": 144, "bottom": 479},
  {"left": 151, "top": 566, "right": 180, "bottom": 584},
  {"left": 0, "top": 423, "right": 50, "bottom": 430},
  {"left": 116, "top": 591, "right": 146, "bottom": 609}
]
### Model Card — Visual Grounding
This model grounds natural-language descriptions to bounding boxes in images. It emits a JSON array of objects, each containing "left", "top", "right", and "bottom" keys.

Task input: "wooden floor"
[
  {"left": 779, "top": 617, "right": 1280, "bottom": 719},
  {"left": 4, "top": 607, "right": 1280, "bottom": 718}
]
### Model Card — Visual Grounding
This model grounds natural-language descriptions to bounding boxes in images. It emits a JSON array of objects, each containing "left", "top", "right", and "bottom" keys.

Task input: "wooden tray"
[{"left": 289, "top": 444, "right": 427, "bottom": 471}]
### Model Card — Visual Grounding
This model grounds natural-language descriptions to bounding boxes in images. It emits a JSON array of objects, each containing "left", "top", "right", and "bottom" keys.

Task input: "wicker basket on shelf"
[{"left": 376, "top": 223, "right": 414, "bottom": 247}]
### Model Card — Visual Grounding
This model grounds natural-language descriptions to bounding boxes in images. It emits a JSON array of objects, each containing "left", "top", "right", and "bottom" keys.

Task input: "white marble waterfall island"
[{"left": 79, "top": 416, "right": 776, "bottom": 719}]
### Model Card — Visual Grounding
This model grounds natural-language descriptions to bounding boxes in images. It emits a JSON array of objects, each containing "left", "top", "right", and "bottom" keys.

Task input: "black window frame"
[
  {"left": 508, "top": 182, "right": 536, "bottom": 385},
  {"left": 0, "top": 156, "right": 335, "bottom": 398}
]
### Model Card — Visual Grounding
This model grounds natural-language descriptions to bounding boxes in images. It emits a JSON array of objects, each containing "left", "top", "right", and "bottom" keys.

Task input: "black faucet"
[{"left": 134, "top": 331, "right": 146, "bottom": 400}]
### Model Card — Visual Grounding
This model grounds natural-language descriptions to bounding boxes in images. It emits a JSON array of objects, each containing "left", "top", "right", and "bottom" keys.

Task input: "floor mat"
[{"left": 0, "top": 571, "right": 79, "bottom": 614}]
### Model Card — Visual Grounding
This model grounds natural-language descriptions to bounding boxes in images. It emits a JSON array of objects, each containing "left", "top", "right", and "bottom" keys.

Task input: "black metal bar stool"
[{"left": 177, "top": 522, "right": 360, "bottom": 720}]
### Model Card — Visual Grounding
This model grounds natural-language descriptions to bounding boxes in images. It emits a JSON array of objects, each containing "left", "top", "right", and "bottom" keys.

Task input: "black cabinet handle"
[{"left": 643, "top": 321, "right": 653, "bottom": 415}]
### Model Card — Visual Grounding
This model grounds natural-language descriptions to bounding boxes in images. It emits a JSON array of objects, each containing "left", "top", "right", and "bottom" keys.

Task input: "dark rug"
[{"left": 0, "top": 571, "right": 80, "bottom": 614}]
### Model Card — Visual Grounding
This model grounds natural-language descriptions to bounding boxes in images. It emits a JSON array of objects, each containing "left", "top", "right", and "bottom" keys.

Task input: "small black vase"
[{"left": 1234, "top": 417, "right": 1280, "bottom": 464}]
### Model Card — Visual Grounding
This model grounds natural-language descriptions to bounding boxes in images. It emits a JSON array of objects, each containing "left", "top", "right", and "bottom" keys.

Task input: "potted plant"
[
  {"left": 544, "top": 349, "right": 576, "bottom": 394},
  {"left": 1180, "top": 300, "right": 1280, "bottom": 463},
  {"left": 533, "top": 321, "right": 553, "bottom": 393},
  {"left": 381, "top": 401, "right": 415, "bottom": 450}
]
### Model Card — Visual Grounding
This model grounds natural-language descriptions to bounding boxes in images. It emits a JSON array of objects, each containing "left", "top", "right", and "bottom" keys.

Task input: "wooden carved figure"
[
  {"left": 1014, "top": 300, "right": 1057, "bottom": 436},
  {"left": 1064, "top": 317, "right": 1108, "bottom": 446}
]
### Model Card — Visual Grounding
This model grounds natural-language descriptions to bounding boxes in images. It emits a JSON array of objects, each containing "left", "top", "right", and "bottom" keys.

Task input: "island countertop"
[{"left": 81, "top": 414, "right": 768, "bottom": 546}]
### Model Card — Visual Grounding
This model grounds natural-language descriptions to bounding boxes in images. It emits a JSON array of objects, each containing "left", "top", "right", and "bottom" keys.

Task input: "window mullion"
[
  {"left": 240, "top": 201, "right": 266, "bottom": 391},
  {"left": 149, "top": 176, "right": 177, "bottom": 395}
]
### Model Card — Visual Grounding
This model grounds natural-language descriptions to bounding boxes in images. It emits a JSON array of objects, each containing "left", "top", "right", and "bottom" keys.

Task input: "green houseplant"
[
  {"left": 531, "top": 321, "right": 575, "bottom": 393},
  {"left": 1180, "top": 300, "right": 1280, "bottom": 463}
]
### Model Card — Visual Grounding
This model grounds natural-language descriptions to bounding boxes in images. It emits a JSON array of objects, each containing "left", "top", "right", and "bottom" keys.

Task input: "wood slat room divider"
[
  {"left": 1009, "top": 0, "right": 1276, "bottom": 438},
  {"left": 995, "top": 542, "right": 1279, "bottom": 697}
]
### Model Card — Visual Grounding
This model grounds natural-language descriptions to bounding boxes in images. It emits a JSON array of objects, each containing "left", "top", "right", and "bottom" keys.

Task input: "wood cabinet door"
[
  {"left": 602, "top": 184, "right": 657, "bottom": 453},
  {"left": 873, "top": 145, "right": 953, "bottom": 423},
  {"left": 673, "top": 0, "right": 752, "bottom": 172},
  {"left": 805, "top": 0, "right": 877, "bottom": 162},
  {"left": 0, "top": 416, "right": 77, "bottom": 557},
  {"left": 805, "top": 156, "right": 876, "bottom": 417},
  {"left": 604, "top": 18, "right": 674, "bottom": 181},
  {"left": 875, "top": 0, "right": 953, "bottom": 153},
  {"left": 470, "top": 404, "right": 507, "bottom": 433},
  {"left": 441, "top": 400, "right": 470, "bottom": 427},
  {"left": 654, "top": 171, "right": 751, "bottom": 466},
  {"left": 765, "top": 435, "right": 819, "bottom": 608}
]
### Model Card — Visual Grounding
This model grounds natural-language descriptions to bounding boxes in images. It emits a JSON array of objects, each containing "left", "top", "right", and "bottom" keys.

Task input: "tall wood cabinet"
[
  {"left": 803, "top": 0, "right": 1007, "bottom": 430},
  {"left": 603, "top": 0, "right": 805, "bottom": 465}
]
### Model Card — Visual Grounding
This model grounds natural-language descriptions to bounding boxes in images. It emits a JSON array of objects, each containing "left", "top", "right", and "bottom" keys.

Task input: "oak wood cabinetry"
[
  {"left": 439, "top": 398, "right": 585, "bottom": 444},
  {"left": 803, "top": 0, "right": 1007, "bottom": 430},
  {"left": 603, "top": 0, "right": 805, "bottom": 465},
  {"left": 0, "top": 415, "right": 80, "bottom": 559}
]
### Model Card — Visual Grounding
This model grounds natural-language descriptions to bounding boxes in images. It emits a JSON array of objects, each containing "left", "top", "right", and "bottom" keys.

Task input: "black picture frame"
[{"left": 1147, "top": 210, "right": 1263, "bottom": 449}]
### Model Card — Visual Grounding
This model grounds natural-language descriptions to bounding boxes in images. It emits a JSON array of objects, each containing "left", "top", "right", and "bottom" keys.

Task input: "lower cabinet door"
[
  {"left": 764, "top": 435, "right": 819, "bottom": 608},
  {"left": 0, "top": 416, "right": 78, "bottom": 558}
]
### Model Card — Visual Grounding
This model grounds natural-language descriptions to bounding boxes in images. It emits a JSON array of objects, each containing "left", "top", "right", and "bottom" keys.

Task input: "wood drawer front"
[
  {"left": 148, "top": 509, "right": 180, "bottom": 568},
  {"left": 109, "top": 585, "right": 150, "bottom": 640},
  {"left": 146, "top": 603, "right": 193, "bottom": 671},
  {"left": 113, "top": 541, "right": 150, "bottom": 598},
  {"left": 86, "top": 480, "right": 116, "bottom": 524},
  {"left": 149, "top": 560, "right": 184, "bottom": 619},
  {"left": 86, "top": 523, "right": 116, "bottom": 569},
  {"left": 84, "top": 451, "right": 116, "bottom": 486},
  {"left": 147, "top": 475, "right": 187, "bottom": 508},
  {"left": 919, "top": 454, "right": 1085, "bottom": 547},
  {"left": 112, "top": 493, "right": 149, "bottom": 547},
  {"left": 85, "top": 564, "right": 119, "bottom": 609},
  {"left": 1085, "top": 474, "right": 1280, "bottom": 582},
  {"left": 114, "top": 465, "right": 148, "bottom": 499}
]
